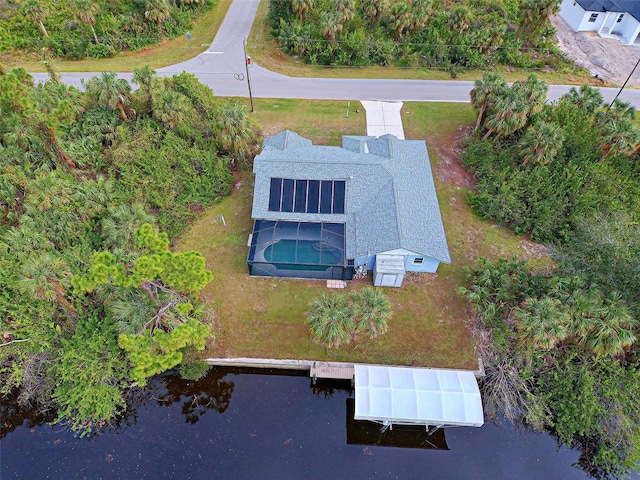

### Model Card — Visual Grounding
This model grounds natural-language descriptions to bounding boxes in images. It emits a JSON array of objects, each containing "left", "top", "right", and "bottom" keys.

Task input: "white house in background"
[{"left": 559, "top": 0, "right": 640, "bottom": 45}]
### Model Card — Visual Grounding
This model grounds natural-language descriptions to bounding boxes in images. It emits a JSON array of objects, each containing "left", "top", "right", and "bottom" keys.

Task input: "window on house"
[
  {"left": 617, "top": 14, "right": 624, "bottom": 22},
  {"left": 589, "top": 13, "right": 599, "bottom": 22},
  {"left": 413, "top": 258, "right": 424, "bottom": 265}
]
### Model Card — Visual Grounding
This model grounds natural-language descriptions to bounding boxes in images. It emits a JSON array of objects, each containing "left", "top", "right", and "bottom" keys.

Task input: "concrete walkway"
[{"left": 361, "top": 101, "right": 405, "bottom": 139}]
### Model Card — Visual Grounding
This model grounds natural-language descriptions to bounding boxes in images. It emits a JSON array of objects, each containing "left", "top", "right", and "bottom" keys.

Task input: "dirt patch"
[
  {"left": 552, "top": 14, "right": 640, "bottom": 87},
  {"left": 519, "top": 237, "right": 552, "bottom": 262},
  {"left": 436, "top": 127, "right": 553, "bottom": 266},
  {"left": 433, "top": 126, "right": 476, "bottom": 188}
]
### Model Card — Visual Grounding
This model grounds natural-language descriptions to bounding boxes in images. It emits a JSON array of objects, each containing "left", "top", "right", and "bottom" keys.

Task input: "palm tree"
[
  {"left": 70, "top": 0, "right": 100, "bottom": 44},
  {"left": 22, "top": 0, "right": 49, "bottom": 38},
  {"left": 514, "top": 297, "right": 569, "bottom": 351},
  {"left": 518, "top": 121, "right": 564, "bottom": 166},
  {"left": 132, "top": 66, "right": 158, "bottom": 115},
  {"left": 564, "top": 287, "right": 600, "bottom": 340},
  {"left": 102, "top": 204, "right": 154, "bottom": 251},
  {"left": 350, "top": 287, "right": 391, "bottom": 339},
  {"left": 291, "top": 0, "right": 314, "bottom": 22},
  {"left": 482, "top": 93, "right": 528, "bottom": 142},
  {"left": 363, "top": 0, "right": 391, "bottom": 27},
  {"left": 307, "top": 293, "right": 354, "bottom": 349},
  {"left": 470, "top": 72, "right": 508, "bottom": 134},
  {"left": 447, "top": 6, "right": 471, "bottom": 33},
  {"left": 580, "top": 292, "right": 637, "bottom": 356},
  {"left": 408, "top": 0, "right": 431, "bottom": 32},
  {"left": 82, "top": 72, "right": 132, "bottom": 121},
  {"left": 390, "top": 2, "right": 411, "bottom": 42},
  {"left": 597, "top": 117, "right": 640, "bottom": 163},
  {"left": 516, "top": 0, "right": 559, "bottom": 46},
  {"left": 609, "top": 99, "right": 636, "bottom": 120},
  {"left": 215, "top": 99, "right": 256, "bottom": 166},
  {"left": 145, "top": 0, "right": 172, "bottom": 27},
  {"left": 564, "top": 85, "right": 603, "bottom": 116},
  {"left": 336, "top": 0, "right": 355, "bottom": 23},
  {"left": 512, "top": 74, "right": 548, "bottom": 118},
  {"left": 152, "top": 89, "right": 191, "bottom": 129},
  {"left": 17, "top": 252, "right": 73, "bottom": 311},
  {"left": 319, "top": 11, "right": 343, "bottom": 42}
]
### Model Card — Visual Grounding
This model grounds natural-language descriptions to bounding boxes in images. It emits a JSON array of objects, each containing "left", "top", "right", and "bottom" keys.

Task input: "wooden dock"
[{"left": 310, "top": 362, "right": 355, "bottom": 384}]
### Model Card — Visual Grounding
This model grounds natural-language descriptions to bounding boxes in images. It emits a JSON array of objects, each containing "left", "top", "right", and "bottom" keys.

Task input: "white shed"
[{"left": 373, "top": 254, "right": 405, "bottom": 287}]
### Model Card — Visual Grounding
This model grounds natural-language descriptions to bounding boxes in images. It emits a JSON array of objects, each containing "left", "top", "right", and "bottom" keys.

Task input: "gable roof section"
[
  {"left": 575, "top": 0, "right": 640, "bottom": 21},
  {"left": 251, "top": 131, "right": 451, "bottom": 264},
  {"left": 263, "top": 130, "right": 313, "bottom": 150}
]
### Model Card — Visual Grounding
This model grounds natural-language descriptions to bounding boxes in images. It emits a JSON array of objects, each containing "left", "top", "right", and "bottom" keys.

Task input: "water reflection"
[
  {"left": 155, "top": 370, "right": 235, "bottom": 424},
  {"left": 345, "top": 398, "right": 449, "bottom": 450},
  {"left": 0, "top": 366, "right": 623, "bottom": 480}
]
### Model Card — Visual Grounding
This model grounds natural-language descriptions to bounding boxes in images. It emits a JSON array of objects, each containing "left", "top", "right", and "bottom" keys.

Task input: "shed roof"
[{"left": 252, "top": 131, "right": 451, "bottom": 264}]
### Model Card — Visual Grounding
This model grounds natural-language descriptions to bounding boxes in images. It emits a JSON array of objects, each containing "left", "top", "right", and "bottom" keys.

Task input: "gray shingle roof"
[
  {"left": 575, "top": 0, "right": 640, "bottom": 21},
  {"left": 251, "top": 131, "right": 451, "bottom": 264}
]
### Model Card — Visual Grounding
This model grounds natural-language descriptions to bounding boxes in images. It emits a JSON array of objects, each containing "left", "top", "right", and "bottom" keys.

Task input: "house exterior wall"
[
  {"left": 559, "top": 0, "right": 640, "bottom": 43},
  {"left": 378, "top": 248, "right": 441, "bottom": 273},
  {"left": 560, "top": 0, "right": 588, "bottom": 31},
  {"left": 615, "top": 14, "right": 640, "bottom": 43},
  {"left": 578, "top": 9, "right": 607, "bottom": 31}
]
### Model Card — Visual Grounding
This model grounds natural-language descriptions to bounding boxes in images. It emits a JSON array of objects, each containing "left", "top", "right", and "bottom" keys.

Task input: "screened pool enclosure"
[{"left": 247, "top": 220, "right": 353, "bottom": 280}]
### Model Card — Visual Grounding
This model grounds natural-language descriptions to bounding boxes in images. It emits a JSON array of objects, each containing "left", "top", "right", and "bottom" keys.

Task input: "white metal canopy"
[{"left": 353, "top": 365, "right": 484, "bottom": 428}]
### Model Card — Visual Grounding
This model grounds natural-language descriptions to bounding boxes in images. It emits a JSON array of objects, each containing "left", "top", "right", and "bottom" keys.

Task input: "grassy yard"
[{"left": 175, "top": 99, "right": 553, "bottom": 370}]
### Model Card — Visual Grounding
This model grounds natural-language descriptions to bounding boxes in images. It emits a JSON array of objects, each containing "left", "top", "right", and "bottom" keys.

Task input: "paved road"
[{"left": 30, "top": 0, "right": 640, "bottom": 107}]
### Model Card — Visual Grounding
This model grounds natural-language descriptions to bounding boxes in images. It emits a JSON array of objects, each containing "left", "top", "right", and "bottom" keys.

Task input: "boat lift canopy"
[{"left": 353, "top": 365, "right": 484, "bottom": 428}]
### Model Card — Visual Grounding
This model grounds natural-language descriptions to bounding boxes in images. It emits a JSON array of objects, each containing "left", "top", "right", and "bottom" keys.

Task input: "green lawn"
[{"left": 175, "top": 99, "right": 553, "bottom": 369}]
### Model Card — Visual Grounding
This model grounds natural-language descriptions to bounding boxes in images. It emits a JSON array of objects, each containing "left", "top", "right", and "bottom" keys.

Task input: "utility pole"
[
  {"left": 609, "top": 56, "right": 640, "bottom": 109},
  {"left": 242, "top": 36, "right": 255, "bottom": 113}
]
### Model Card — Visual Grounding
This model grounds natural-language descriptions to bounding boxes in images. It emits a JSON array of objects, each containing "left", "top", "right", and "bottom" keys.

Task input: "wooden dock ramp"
[{"left": 310, "top": 362, "right": 355, "bottom": 384}]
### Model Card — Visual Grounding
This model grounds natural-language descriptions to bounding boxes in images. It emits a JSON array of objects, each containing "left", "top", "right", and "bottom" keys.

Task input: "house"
[
  {"left": 246, "top": 131, "right": 451, "bottom": 287},
  {"left": 559, "top": 0, "right": 640, "bottom": 45}
]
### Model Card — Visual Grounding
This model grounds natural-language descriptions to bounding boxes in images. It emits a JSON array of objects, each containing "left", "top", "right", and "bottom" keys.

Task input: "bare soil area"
[
  {"left": 434, "top": 126, "right": 476, "bottom": 188},
  {"left": 552, "top": 14, "right": 640, "bottom": 87}
]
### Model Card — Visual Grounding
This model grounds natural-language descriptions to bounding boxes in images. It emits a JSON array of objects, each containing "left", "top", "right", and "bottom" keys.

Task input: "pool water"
[{"left": 264, "top": 239, "right": 342, "bottom": 265}]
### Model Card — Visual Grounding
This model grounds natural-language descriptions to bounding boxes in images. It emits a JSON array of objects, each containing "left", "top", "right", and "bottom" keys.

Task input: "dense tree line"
[
  {"left": 465, "top": 74, "right": 640, "bottom": 244},
  {"left": 269, "top": 0, "right": 563, "bottom": 72},
  {"left": 0, "top": 65, "right": 257, "bottom": 436},
  {"left": 459, "top": 74, "right": 640, "bottom": 478},
  {"left": 0, "top": 0, "right": 215, "bottom": 59}
]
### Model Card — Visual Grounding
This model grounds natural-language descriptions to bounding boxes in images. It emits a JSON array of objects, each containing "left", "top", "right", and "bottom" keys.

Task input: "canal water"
[{"left": 0, "top": 367, "right": 611, "bottom": 479}]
